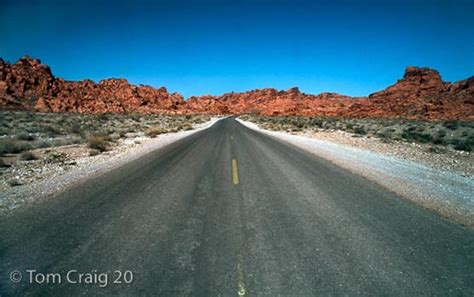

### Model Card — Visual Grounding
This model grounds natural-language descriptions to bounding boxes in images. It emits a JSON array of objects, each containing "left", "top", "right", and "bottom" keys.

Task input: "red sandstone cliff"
[
  {"left": 0, "top": 56, "right": 184, "bottom": 114},
  {"left": 1, "top": 56, "right": 473, "bottom": 120}
]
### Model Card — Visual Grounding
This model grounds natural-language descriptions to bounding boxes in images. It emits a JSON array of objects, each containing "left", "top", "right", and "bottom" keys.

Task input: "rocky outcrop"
[
  {"left": 0, "top": 56, "right": 54, "bottom": 110},
  {"left": 0, "top": 56, "right": 184, "bottom": 114},
  {"left": 184, "top": 88, "right": 355, "bottom": 116},
  {"left": 345, "top": 67, "right": 474, "bottom": 120},
  {"left": 182, "top": 67, "right": 473, "bottom": 120},
  {"left": 1, "top": 56, "right": 473, "bottom": 120}
]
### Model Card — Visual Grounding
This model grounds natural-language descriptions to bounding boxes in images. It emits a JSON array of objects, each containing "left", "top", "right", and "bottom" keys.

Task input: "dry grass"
[
  {"left": 241, "top": 115, "right": 474, "bottom": 152},
  {"left": 0, "top": 111, "right": 211, "bottom": 159}
]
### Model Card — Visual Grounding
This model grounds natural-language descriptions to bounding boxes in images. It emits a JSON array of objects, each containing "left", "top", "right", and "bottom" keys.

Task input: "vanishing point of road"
[{"left": 1, "top": 117, "right": 473, "bottom": 296}]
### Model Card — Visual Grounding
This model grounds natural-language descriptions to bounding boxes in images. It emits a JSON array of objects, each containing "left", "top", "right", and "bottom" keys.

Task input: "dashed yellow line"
[
  {"left": 232, "top": 159, "right": 239, "bottom": 185},
  {"left": 237, "top": 253, "right": 247, "bottom": 296}
]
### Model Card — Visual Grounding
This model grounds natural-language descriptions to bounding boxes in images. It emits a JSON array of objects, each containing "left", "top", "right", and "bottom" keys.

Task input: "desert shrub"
[
  {"left": 436, "top": 129, "right": 447, "bottom": 138},
  {"left": 19, "top": 151, "right": 37, "bottom": 161},
  {"left": 181, "top": 124, "right": 194, "bottom": 131},
  {"left": 67, "top": 123, "right": 82, "bottom": 134},
  {"left": 16, "top": 132, "right": 36, "bottom": 141},
  {"left": 291, "top": 127, "right": 303, "bottom": 132},
  {"left": 293, "top": 119, "right": 306, "bottom": 129},
  {"left": 432, "top": 137, "right": 447, "bottom": 145},
  {"left": 36, "top": 140, "right": 53, "bottom": 149},
  {"left": 97, "top": 113, "right": 110, "bottom": 121},
  {"left": 51, "top": 138, "right": 81, "bottom": 147},
  {"left": 443, "top": 121, "right": 459, "bottom": 130},
  {"left": 87, "top": 135, "right": 108, "bottom": 152},
  {"left": 0, "top": 158, "right": 9, "bottom": 168},
  {"left": 7, "top": 179, "right": 22, "bottom": 187},
  {"left": 376, "top": 128, "right": 394, "bottom": 142},
  {"left": 354, "top": 126, "right": 367, "bottom": 135},
  {"left": 401, "top": 130, "right": 432, "bottom": 143},
  {"left": 89, "top": 149, "right": 101, "bottom": 156},
  {"left": 310, "top": 118, "right": 323, "bottom": 127},
  {"left": 0, "top": 139, "right": 32, "bottom": 155},
  {"left": 44, "top": 152, "right": 68, "bottom": 163},
  {"left": 42, "top": 124, "right": 62, "bottom": 137},
  {"left": 145, "top": 127, "right": 167, "bottom": 138},
  {"left": 425, "top": 146, "right": 447, "bottom": 154},
  {"left": 322, "top": 120, "right": 336, "bottom": 130},
  {"left": 25, "top": 125, "right": 42, "bottom": 133},
  {"left": 452, "top": 139, "right": 472, "bottom": 152},
  {"left": 118, "top": 130, "right": 127, "bottom": 138},
  {"left": 0, "top": 127, "right": 11, "bottom": 136}
]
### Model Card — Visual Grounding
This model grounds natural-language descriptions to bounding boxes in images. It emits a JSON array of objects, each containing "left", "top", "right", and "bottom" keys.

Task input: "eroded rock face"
[
  {"left": 184, "top": 88, "right": 355, "bottom": 116},
  {"left": 0, "top": 56, "right": 54, "bottom": 110},
  {"left": 345, "top": 67, "right": 474, "bottom": 120},
  {"left": 1, "top": 57, "right": 473, "bottom": 120},
  {"left": 180, "top": 67, "right": 473, "bottom": 120},
  {"left": 0, "top": 56, "right": 184, "bottom": 114}
]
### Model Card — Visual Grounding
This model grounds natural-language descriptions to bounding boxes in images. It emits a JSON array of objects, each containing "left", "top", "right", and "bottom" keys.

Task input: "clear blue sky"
[{"left": 1, "top": 0, "right": 473, "bottom": 98}]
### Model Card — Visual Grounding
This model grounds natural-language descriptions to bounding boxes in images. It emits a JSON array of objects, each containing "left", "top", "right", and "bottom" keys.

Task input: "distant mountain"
[{"left": 1, "top": 56, "right": 473, "bottom": 120}]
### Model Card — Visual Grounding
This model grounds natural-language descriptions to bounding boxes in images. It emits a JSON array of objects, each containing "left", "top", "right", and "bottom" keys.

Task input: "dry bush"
[
  {"left": 0, "top": 158, "right": 9, "bottom": 168},
  {"left": 0, "top": 139, "right": 32, "bottom": 155},
  {"left": 87, "top": 135, "right": 109, "bottom": 152},
  {"left": 145, "top": 127, "right": 167, "bottom": 138},
  {"left": 19, "top": 151, "right": 37, "bottom": 161},
  {"left": 16, "top": 132, "right": 36, "bottom": 141}
]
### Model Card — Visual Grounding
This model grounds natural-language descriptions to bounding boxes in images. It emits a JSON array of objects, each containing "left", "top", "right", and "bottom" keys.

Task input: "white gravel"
[
  {"left": 237, "top": 119, "right": 474, "bottom": 227},
  {"left": 0, "top": 117, "right": 222, "bottom": 213}
]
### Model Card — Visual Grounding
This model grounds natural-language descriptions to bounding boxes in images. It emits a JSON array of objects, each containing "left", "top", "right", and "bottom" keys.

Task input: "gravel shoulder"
[
  {"left": 237, "top": 118, "right": 474, "bottom": 228},
  {"left": 0, "top": 117, "right": 221, "bottom": 214}
]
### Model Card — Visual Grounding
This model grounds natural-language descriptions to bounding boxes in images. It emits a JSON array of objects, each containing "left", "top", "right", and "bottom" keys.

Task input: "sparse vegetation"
[
  {"left": 0, "top": 111, "right": 211, "bottom": 159},
  {"left": 0, "top": 139, "right": 32, "bottom": 155},
  {"left": 0, "top": 158, "right": 9, "bottom": 168},
  {"left": 241, "top": 115, "right": 474, "bottom": 152},
  {"left": 16, "top": 132, "right": 36, "bottom": 141},
  {"left": 145, "top": 127, "right": 167, "bottom": 138},
  {"left": 7, "top": 179, "right": 22, "bottom": 187},
  {"left": 87, "top": 135, "right": 109, "bottom": 152},
  {"left": 19, "top": 151, "right": 37, "bottom": 161},
  {"left": 0, "top": 111, "right": 212, "bottom": 190}
]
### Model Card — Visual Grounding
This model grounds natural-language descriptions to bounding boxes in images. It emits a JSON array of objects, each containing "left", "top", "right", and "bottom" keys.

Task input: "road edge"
[
  {"left": 236, "top": 118, "right": 474, "bottom": 228},
  {"left": 0, "top": 117, "right": 223, "bottom": 215}
]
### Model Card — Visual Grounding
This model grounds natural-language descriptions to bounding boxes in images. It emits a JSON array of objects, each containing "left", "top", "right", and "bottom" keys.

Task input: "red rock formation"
[
  {"left": 0, "top": 56, "right": 184, "bottom": 114},
  {"left": 184, "top": 88, "right": 355, "bottom": 116},
  {"left": 0, "top": 56, "right": 54, "bottom": 110},
  {"left": 183, "top": 67, "right": 473, "bottom": 120},
  {"left": 1, "top": 56, "right": 473, "bottom": 120},
  {"left": 345, "top": 67, "right": 474, "bottom": 120}
]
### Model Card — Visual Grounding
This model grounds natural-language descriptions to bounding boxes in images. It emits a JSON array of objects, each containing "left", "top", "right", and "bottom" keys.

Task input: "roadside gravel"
[
  {"left": 0, "top": 118, "right": 221, "bottom": 214},
  {"left": 238, "top": 118, "right": 474, "bottom": 228}
]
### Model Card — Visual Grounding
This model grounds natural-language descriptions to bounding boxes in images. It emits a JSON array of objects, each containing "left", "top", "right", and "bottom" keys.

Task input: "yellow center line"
[
  {"left": 237, "top": 253, "right": 247, "bottom": 296},
  {"left": 232, "top": 159, "right": 239, "bottom": 185}
]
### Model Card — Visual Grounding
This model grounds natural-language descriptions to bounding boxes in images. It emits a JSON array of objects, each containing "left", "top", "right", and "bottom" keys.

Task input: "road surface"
[{"left": 1, "top": 117, "right": 473, "bottom": 296}]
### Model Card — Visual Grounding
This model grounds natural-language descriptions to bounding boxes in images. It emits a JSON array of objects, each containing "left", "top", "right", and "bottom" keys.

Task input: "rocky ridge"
[
  {"left": 0, "top": 56, "right": 184, "bottom": 114},
  {"left": 1, "top": 56, "right": 473, "bottom": 120}
]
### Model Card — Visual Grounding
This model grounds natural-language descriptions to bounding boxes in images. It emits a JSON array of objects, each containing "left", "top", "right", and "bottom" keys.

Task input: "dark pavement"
[{"left": 1, "top": 117, "right": 473, "bottom": 296}]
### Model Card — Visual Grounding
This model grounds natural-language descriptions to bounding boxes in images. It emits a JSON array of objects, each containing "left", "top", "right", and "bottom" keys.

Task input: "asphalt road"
[{"left": 1, "top": 117, "right": 473, "bottom": 296}]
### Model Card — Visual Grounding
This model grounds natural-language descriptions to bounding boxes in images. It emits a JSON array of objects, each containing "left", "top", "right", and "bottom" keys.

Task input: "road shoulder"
[
  {"left": 237, "top": 118, "right": 474, "bottom": 228},
  {"left": 0, "top": 117, "right": 222, "bottom": 214}
]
